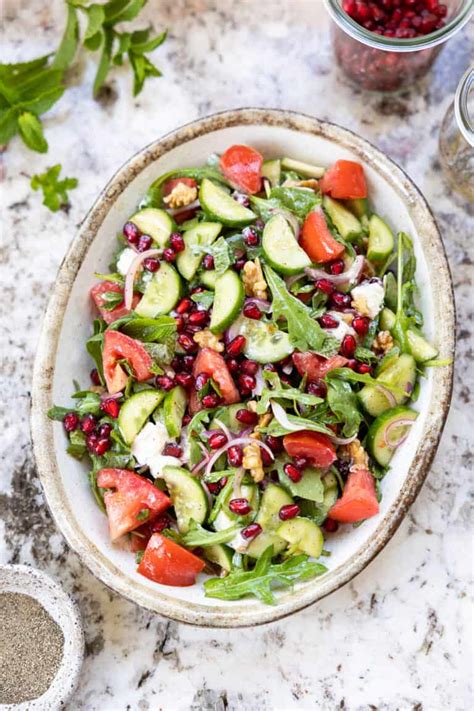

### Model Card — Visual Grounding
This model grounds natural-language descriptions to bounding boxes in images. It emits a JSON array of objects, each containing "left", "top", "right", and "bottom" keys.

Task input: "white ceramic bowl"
[{"left": 31, "top": 109, "right": 454, "bottom": 627}]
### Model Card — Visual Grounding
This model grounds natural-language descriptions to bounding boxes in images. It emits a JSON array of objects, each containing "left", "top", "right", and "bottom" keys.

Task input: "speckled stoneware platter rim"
[
  {"left": 0, "top": 564, "right": 84, "bottom": 710},
  {"left": 31, "top": 109, "right": 455, "bottom": 628}
]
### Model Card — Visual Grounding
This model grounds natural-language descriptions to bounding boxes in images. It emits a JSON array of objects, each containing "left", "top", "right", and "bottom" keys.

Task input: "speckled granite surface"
[{"left": 1, "top": 2, "right": 473, "bottom": 709}]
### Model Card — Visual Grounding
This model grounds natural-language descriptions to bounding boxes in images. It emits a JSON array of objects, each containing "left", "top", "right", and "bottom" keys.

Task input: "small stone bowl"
[{"left": 0, "top": 565, "right": 84, "bottom": 710}]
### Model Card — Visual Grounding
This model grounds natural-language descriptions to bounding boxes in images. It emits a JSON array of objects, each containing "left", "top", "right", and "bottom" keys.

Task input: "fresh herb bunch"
[{"left": 30, "top": 164, "right": 78, "bottom": 212}]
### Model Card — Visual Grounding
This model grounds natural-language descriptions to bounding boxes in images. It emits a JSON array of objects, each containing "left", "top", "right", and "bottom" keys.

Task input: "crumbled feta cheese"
[
  {"left": 351, "top": 281, "right": 385, "bottom": 319},
  {"left": 116, "top": 248, "right": 137, "bottom": 276},
  {"left": 213, "top": 511, "right": 248, "bottom": 552},
  {"left": 323, "top": 311, "right": 356, "bottom": 343},
  {"left": 131, "top": 422, "right": 179, "bottom": 477}
]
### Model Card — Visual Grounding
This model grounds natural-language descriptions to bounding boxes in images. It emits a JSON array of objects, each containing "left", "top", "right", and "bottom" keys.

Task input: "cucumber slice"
[
  {"left": 176, "top": 222, "right": 222, "bottom": 281},
  {"left": 406, "top": 329, "right": 438, "bottom": 363},
  {"left": 135, "top": 262, "right": 182, "bottom": 317},
  {"left": 162, "top": 465, "right": 208, "bottom": 533},
  {"left": 118, "top": 389, "right": 165, "bottom": 445},
  {"left": 199, "top": 179, "right": 256, "bottom": 227},
  {"left": 322, "top": 473, "right": 339, "bottom": 510},
  {"left": 323, "top": 195, "right": 363, "bottom": 240},
  {"left": 375, "top": 347, "right": 400, "bottom": 376},
  {"left": 344, "top": 197, "right": 369, "bottom": 219},
  {"left": 210, "top": 403, "right": 248, "bottom": 434},
  {"left": 129, "top": 208, "right": 174, "bottom": 248},
  {"left": 367, "top": 214, "right": 395, "bottom": 262},
  {"left": 383, "top": 272, "right": 398, "bottom": 312},
  {"left": 199, "top": 269, "right": 218, "bottom": 289},
  {"left": 278, "top": 464, "right": 325, "bottom": 503},
  {"left": 262, "top": 159, "right": 281, "bottom": 187},
  {"left": 358, "top": 353, "right": 417, "bottom": 417},
  {"left": 367, "top": 406, "right": 418, "bottom": 466},
  {"left": 203, "top": 544, "right": 233, "bottom": 572},
  {"left": 209, "top": 270, "right": 244, "bottom": 334},
  {"left": 379, "top": 307, "right": 396, "bottom": 331},
  {"left": 262, "top": 214, "right": 311, "bottom": 275},
  {"left": 277, "top": 518, "right": 324, "bottom": 558},
  {"left": 237, "top": 316, "right": 294, "bottom": 364},
  {"left": 246, "top": 483, "right": 293, "bottom": 559},
  {"left": 163, "top": 386, "right": 188, "bottom": 438},
  {"left": 281, "top": 157, "right": 325, "bottom": 178},
  {"left": 213, "top": 484, "right": 259, "bottom": 532}
]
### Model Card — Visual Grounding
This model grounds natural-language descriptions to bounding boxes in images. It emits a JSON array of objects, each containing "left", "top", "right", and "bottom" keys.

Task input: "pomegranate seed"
[
  {"left": 63, "top": 412, "right": 79, "bottom": 432},
  {"left": 81, "top": 414, "right": 97, "bottom": 435},
  {"left": 279, "top": 503, "right": 301, "bottom": 521},
  {"left": 143, "top": 258, "right": 160, "bottom": 272},
  {"left": 243, "top": 302, "right": 262, "bottom": 320},
  {"left": 171, "top": 356, "right": 182, "bottom": 371},
  {"left": 227, "top": 445, "right": 243, "bottom": 467},
  {"left": 240, "top": 359, "right": 259, "bottom": 376},
  {"left": 98, "top": 423, "right": 112, "bottom": 438},
  {"left": 137, "top": 234, "right": 152, "bottom": 252},
  {"left": 95, "top": 437, "right": 111, "bottom": 456},
  {"left": 330, "top": 292, "right": 352, "bottom": 309},
  {"left": 151, "top": 514, "right": 172, "bottom": 532},
  {"left": 182, "top": 413, "right": 191, "bottom": 426},
  {"left": 155, "top": 375, "right": 175, "bottom": 391},
  {"left": 261, "top": 448, "right": 273, "bottom": 467},
  {"left": 235, "top": 408, "right": 258, "bottom": 425},
  {"left": 315, "top": 278, "right": 335, "bottom": 295},
  {"left": 195, "top": 372, "right": 210, "bottom": 391},
  {"left": 243, "top": 227, "right": 259, "bottom": 247},
  {"left": 226, "top": 357, "right": 240, "bottom": 374},
  {"left": 347, "top": 358, "right": 358, "bottom": 370},
  {"left": 188, "top": 310, "right": 209, "bottom": 326},
  {"left": 207, "top": 480, "right": 224, "bottom": 495},
  {"left": 307, "top": 379, "right": 327, "bottom": 398},
  {"left": 202, "top": 254, "right": 215, "bottom": 270},
  {"left": 238, "top": 373, "right": 256, "bottom": 392},
  {"left": 328, "top": 259, "right": 345, "bottom": 275},
  {"left": 175, "top": 372, "right": 194, "bottom": 389},
  {"left": 324, "top": 518, "right": 339, "bottom": 533},
  {"left": 241, "top": 523, "right": 262, "bottom": 540},
  {"left": 234, "top": 258, "right": 246, "bottom": 271},
  {"left": 100, "top": 398, "right": 120, "bottom": 418},
  {"left": 186, "top": 323, "right": 202, "bottom": 334},
  {"left": 182, "top": 355, "right": 195, "bottom": 371},
  {"left": 208, "top": 432, "right": 228, "bottom": 449},
  {"left": 90, "top": 368, "right": 101, "bottom": 386},
  {"left": 233, "top": 192, "right": 251, "bottom": 207},
  {"left": 265, "top": 435, "right": 283, "bottom": 453},
  {"left": 294, "top": 455, "right": 310, "bottom": 470},
  {"left": 123, "top": 221, "right": 140, "bottom": 244},
  {"left": 352, "top": 315, "right": 370, "bottom": 337},
  {"left": 228, "top": 498, "right": 252, "bottom": 515},
  {"left": 176, "top": 298, "right": 193, "bottom": 314},
  {"left": 319, "top": 313, "right": 339, "bottom": 329},
  {"left": 340, "top": 334, "right": 357, "bottom": 358},
  {"left": 163, "top": 443, "right": 183, "bottom": 457},
  {"left": 284, "top": 463, "right": 303, "bottom": 483},
  {"left": 202, "top": 393, "right": 220, "bottom": 408},
  {"left": 227, "top": 335, "right": 246, "bottom": 357},
  {"left": 86, "top": 433, "right": 99, "bottom": 451},
  {"left": 177, "top": 332, "right": 197, "bottom": 352},
  {"left": 163, "top": 247, "right": 176, "bottom": 262},
  {"left": 169, "top": 233, "right": 185, "bottom": 253},
  {"left": 356, "top": 362, "right": 372, "bottom": 374}
]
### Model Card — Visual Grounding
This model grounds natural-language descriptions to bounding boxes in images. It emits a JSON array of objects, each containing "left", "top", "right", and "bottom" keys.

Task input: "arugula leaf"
[
  {"left": 256, "top": 370, "right": 322, "bottom": 415},
  {"left": 265, "top": 411, "right": 334, "bottom": 438},
  {"left": 326, "top": 379, "right": 363, "bottom": 438},
  {"left": 210, "top": 236, "right": 234, "bottom": 275},
  {"left": 204, "top": 546, "right": 327, "bottom": 604},
  {"left": 325, "top": 367, "right": 406, "bottom": 397},
  {"left": 209, "top": 475, "right": 235, "bottom": 524},
  {"left": 191, "top": 290, "right": 214, "bottom": 309},
  {"left": 47, "top": 405, "right": 73, "bottom": 421},
  {"left": 67, "top": 429, "right": 87, "bottom": 459},
  {"left": 392, "top": 232, "right": 424, "bottom": 351},
  {"left": 181, "top": 522, "right": 239, "bottom": 547},
  {"left": 71, "top": 390, "right": 102, "bottom": 416},
  {"left": 30, "top": 164, "right": 78, "bottom": 212},
  {"left": 264, "top": 265, "right": 338, "bottom": 357}
]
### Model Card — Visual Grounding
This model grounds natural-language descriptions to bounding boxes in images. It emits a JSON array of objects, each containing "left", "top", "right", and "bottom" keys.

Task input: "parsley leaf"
[
  {"left": 211, "top": 236, "right": 234, "bottom": 275},
  {"left": 30, "top": 164, "right": 78, "bottom": 212}
]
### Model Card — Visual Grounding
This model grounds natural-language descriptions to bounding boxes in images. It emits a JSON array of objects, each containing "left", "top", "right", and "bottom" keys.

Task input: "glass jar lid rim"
[{"left": 455, "top": 67, "right": 474, "bottom": 147}]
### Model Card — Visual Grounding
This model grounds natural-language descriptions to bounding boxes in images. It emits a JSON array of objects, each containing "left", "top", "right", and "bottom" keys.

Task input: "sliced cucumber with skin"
[
  {"left": 135, "top": 262, "right": 182, "bottom": 317},
  {"left": 367, "top": 214, "right": 395, "bottom": 262},
  {"left": 323, "top": 195, "right": 363, "bottom": 240},
  {"left": 281, "top": 157, "right": 325, "bottom": 178},
  {"left": 209, "top": 269, "right": 244, "bottom": 334},
  {"left": 277, "top": 517, "right": 324, "bottom": 558},
  {"left": 358, "top": 353, "right": 417, "bottom": 417},
  {"left": 380, "top": 307, "right": 396, "bottom": 331},
  {"left": 236, "top": 316, "right": 294, "bottom": 364},
  {"left": 367, "top": 406, "right": 418, "bottom": 467},
  {"left": 129, "top": 208, "right": 175, "bottom": 248},
  {"left": 262, "top": 214, "right": 311, "bottom": 275},
  {"left": 118, "top": 389, "right": 165, "bottom": 445},
  {"left": 262, "top": 159, "right": 281, "bottom": 187},
  {"left": 199, "top": 269, "right": 218, "bottom": 289},
  {"left": 161, "top": 465, "right": 208, "bottom": 533},
  {"left": 200, "top": 178, "right": 256, "bottom": 227},
  {"left": 176, "top": 221, "right": 222, "bottom": 281},
  {"left": 203, "top": 544, "right": 233, "bottom": 572},
  {"left": 322, "top": 472, "right": 339, "bottom": 510},
  {"left": 246, "top": 484, "right": 293, "bottom": 559},
  {"left": 163, "top": 386, "right": 188, "bottom": 438},
  {"left": 406, "top": 329, "right": 438, "bottom": 363},
  {"left": 383, "top": 272, "right": 398, "bottom": 312},
  {"left": 278, "top": 463, "right": 325, "bottom": 503},
  {"left": 344, "top": 197, "right": 369, "bottom": 219},
  {"left": 375, "top": 347, "right": 400, "bottom": 376}
]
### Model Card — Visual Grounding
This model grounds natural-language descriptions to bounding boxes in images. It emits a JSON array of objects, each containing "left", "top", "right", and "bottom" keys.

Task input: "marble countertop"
[{"left": 1, "top": 1, "right": 473, "bottom": 709}]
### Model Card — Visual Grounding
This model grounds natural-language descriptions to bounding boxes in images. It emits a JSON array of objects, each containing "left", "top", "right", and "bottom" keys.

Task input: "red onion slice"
[
  {"left": 204, "top": 436, "right": 274, "bottom": 479},
  {"left": 329, "top": 432, "right": 358, "bottom": 445},
  {"left": 166, "top": 198, "right": 201, "bottom": 217},
  {"left": 245, "top": 297, "right": 272, "bottom": 313},
  {"left": 305, "top": 255, "right": 365, "bottom": 286},
  {"left": 383, "top": 418, "right": 415, "bottom": 448},
  {"left": 213, "top": 418, "right": 232, "bottom": 444},
  {"left": 375, "top": 384, "right": 397, "bottom": 409},
  {"left": 124, "top": 248, "right": 162, "bottom": 310},
  {"left": 100, "top": 391, "right": 122, "bottom": 401},
  {"left": 270, "top": 401, "right": 302, "bottom": 432}
]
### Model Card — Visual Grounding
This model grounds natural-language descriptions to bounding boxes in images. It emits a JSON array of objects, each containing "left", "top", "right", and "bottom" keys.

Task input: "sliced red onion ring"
[
  {"left": 329, "top": 432, "right": 358, "bottom": 445},
  {"left": 166, "top": 199, "right": 200, "bottom": 216},
  {"left": 204, "top": 436, "right": 274, "bottom": 479},
  {"left": 200, "top": 480, "right": 214, "bottom": 510},
  {"left": 253, "top": 367, "right": 265, "bottom": 396},
  {"left": 124, "top": 248, "right": 163, "bottom": 310},
  {"left": 100, "top": 391, "right": 122, "bottom": 401},
  {"left": 270, "top": 401, "right": 302, "bottom": 432},
  {"left": 383, "top": 418, "right": 415, "bottom": 448},
  {"left": 245, "top": 297, "right": 272, "bottom": 313},
  {"left": 213, "top": 418, "right": 232, "bottom": 443},
  {"left": 305, "top": 255, "right": 365, "bottom": 286},
  {"left": 191, "top": 443, "right": 210, "bottom": 475},
  {"left": 375, "top": 384, "right": 397, "bottom": 409}
]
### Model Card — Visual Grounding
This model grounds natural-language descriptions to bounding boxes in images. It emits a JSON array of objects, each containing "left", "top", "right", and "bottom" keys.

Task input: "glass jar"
[
  {"left": 324, "top": 0, "right": 474, "bottom": 93},
  {"left": 439, "top": 68, "right": 474, "bottom": 201}
]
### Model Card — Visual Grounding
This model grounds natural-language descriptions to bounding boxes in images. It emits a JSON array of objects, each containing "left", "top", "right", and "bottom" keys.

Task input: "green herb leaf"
[
  {"left": 256, "top": 370, "right": 322, "bottom": 415},
  {"left": 191, "top": 290, "right": 214, "bottom": 310},
  {"left": 72, "top": 391, "right": 102, "bottom": 416},
  {"left": 181, "top": 522, "right": 239, "bottom": 548},
  {"left": 129, "top": 51, "right": 162, "bottom": 96},
  {"left": 30, "top": 164, "right": 78, "bottom": 212},
  {"left": 93, "top": 28, "right": 113, "bottom": 96},
  {"left": 83, "top": 4, "right": 106, "bottom": 48},
  {"left": 121, "top": 315, "right": 177, "bottom": 342},
  {"left": 354, "top": 346, "right": 378, "bottom": 364},
  {"left": 269, "top": 187, "right": 319, "bottom": 220},
  {"left": 326, "top": 379, "right": 363, "bottom": 438},
  {"left": 67, "top": 429, "right": 87, "bottom": 459},
  {"left": 17, "top": 111, "right": 48, "bottom": 152},
  {"left": 265, "top": 410, "right": 334, "bottom": 438},
  {"left": 326, "top": 367, "right": 406, "bottom": 397},
  {"left": 0, "top": 107, "right": 19, "bottom": 144},
  {"left": 53, "top": 4, "right": 80, "bottom": 70},
  {"left": 211, "top": 236, "right": 234, "bottom": 275},
  {"left": 47, "top": 405, "right": 73, "bottom": 421},
  {"left": 136, "top": 508, "right": 150, "bottom": 521}
]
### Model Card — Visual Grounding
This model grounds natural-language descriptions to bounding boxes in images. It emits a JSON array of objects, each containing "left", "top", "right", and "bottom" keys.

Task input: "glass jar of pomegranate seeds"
[
  {"left": 439, "top": 68, "right": 474, "bottom": 201},
  {"left": 324, "top": 0, "right": 474, "bottom": 92}
]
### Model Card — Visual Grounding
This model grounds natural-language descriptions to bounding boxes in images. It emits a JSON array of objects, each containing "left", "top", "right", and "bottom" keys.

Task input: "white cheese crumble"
[
  {"left": 323, "top": 311, "right": 356, "bottom": 343},
  {"left": 116, "top": 248, "right": 137, "bottom": 276},
  {"left": 213, "top": 511, "right": 248, "bottom": 552},
  {"left": 351, "top": 281, "right": 385, "bottom": 319},
  {"left": 131, "top": 422, "right": 180, "bottom": 478}
]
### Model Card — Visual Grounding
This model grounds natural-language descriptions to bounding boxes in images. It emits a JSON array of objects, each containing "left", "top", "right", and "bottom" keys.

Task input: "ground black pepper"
[{"left": 0, "top": 592, "right": 64, "bottom": 705}]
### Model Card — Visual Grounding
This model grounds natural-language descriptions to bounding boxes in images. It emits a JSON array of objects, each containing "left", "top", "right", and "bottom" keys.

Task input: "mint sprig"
[{"left": 30, "top": 164, "right": 78, "bottom": 212}]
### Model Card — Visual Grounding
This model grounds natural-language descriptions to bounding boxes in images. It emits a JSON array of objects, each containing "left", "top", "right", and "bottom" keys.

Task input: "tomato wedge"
[
  {"left": 300, "top": 207, "right": 345, "bottom": 264},
  {"left": 91, "top": 281, "right": 140, "bottom": 326},
  {"left": 283, "top": 431, "right": 337, "bottom": 469},
  {"left": 97, "top": 469, "right": 171, "bottom": 541},
  {"left": 189, "top": 348, "right": 240, "bottom": 414},
  {"left": 102, "top": 330, "right": 153, "bottom": 394},
  {"left": 319, "top": 160, "right": 367, "bottom": 199},
  {"left": 328, "top": 468, "right": 379, "bottom": 523},
  {"left": 219, "top": 144, "right": 263, "bottom": 194},
  {"left": 292, "top": 353, "right": 348, "bottom": 381},
  {"left": 137, "top": 533, "right": 205, "bottom": 587}
]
